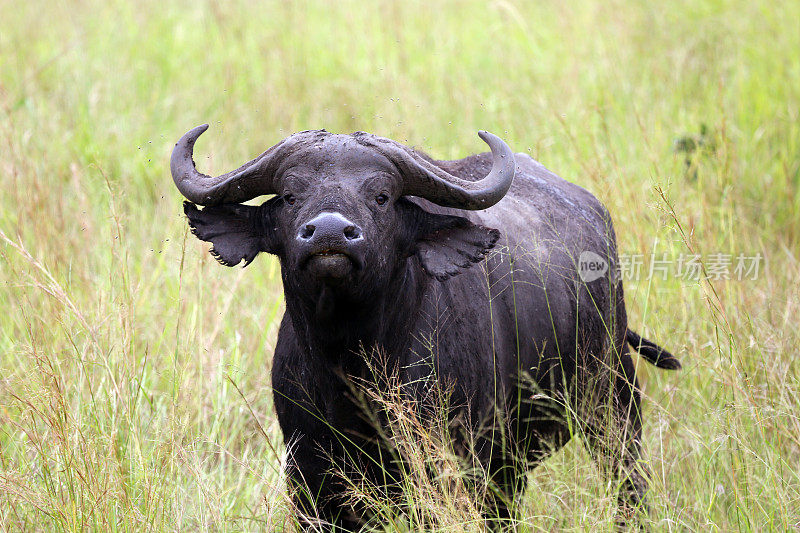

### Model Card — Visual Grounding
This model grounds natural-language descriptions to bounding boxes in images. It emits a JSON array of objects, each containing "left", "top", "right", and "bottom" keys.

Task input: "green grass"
[{"left": 1, "top": 0, "right": 799, "bottom": 530}]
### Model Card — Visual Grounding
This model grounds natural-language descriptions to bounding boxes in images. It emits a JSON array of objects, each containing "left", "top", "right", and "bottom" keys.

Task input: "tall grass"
[{"left": 1, "top": 0, "right": 798, "bottom": 530}]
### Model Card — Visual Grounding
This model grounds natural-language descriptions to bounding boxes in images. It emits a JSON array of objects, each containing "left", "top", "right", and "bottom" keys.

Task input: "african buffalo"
[{"left": 171, "top": 124, "right": 680, "bottom": 530}]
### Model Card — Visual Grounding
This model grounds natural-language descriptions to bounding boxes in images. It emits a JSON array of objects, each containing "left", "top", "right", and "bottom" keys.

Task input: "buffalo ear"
[
  {"left": 413, "top": 209, "right": 500, "bottom": 281},
  {"left": 183, "top": 200, "right": 277, "bottom": 267}
]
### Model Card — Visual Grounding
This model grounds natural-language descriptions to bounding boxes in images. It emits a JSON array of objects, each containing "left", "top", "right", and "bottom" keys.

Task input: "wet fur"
[{"left": 183, "top": 134, "right": 679, "bottom": 530}]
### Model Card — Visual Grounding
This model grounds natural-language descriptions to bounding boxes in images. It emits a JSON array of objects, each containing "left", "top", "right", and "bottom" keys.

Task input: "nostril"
[
  {"left": 300, "top": 224, "right": 316, "bottom": 239},
  {"left": 343, "top": 225, "right": 361, "bottom": 240}
]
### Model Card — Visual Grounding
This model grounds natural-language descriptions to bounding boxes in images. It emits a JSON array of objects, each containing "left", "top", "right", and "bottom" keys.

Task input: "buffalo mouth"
[{"left": 302, "top": 250, "right": 359, "bottom": 280}]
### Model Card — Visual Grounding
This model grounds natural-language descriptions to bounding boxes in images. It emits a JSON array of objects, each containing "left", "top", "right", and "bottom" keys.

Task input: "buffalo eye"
[
  {"left": 283, "top": 193, "right": 296, "bottom": 206},
  {"left": 375, "top": 193, "right": 389, "bottom": 206}
]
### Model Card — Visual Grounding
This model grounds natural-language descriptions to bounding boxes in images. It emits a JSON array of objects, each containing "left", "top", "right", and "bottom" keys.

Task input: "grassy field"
[{"left": 1, "top": 0, "right": 799, "bottom": 530}]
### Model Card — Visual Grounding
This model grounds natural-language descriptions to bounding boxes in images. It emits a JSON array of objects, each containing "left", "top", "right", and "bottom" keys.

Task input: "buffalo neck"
[{"left": 282, "top": 259, "right": 427, "bottom": 368}]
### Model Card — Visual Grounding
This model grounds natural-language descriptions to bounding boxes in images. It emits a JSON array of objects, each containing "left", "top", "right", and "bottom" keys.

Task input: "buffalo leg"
[
  {"left": 286, "top": 443, "right": 364, "bottom": 532},
  {"left": 483, "top": 414, "right": 571, "bottom": 530},
  {"left": 582, "top": 355, "right": 649, "bottom": 520}
]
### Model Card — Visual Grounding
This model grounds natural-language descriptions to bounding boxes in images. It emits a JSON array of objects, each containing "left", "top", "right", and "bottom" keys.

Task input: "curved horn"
[
  {"left": 171, "top": 125, "right": 326, "bottom": 206},
  {"left": 356, "top": 131, "right": 516, "bottom": 210}
]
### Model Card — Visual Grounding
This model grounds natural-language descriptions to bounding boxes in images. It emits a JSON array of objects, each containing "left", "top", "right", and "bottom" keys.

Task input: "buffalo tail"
[{"left": 626, "top": 330, "right": 681, "bottom": 370}]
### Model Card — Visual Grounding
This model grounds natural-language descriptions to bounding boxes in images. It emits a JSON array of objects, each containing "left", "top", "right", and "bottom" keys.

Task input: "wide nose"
[{"left": 296, "top": 212, "right": 363, "bottom": 245}]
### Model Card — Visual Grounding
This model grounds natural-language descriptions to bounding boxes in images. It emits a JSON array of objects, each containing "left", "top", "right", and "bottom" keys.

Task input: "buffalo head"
[{"left": 171, "top": 125, "right": 515, "bottom": 302}]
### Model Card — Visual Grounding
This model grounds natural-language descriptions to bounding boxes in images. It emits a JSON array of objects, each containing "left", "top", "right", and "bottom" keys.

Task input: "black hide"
[{"left": 180, "top": 131, "right": 678, "bottom": 531}]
